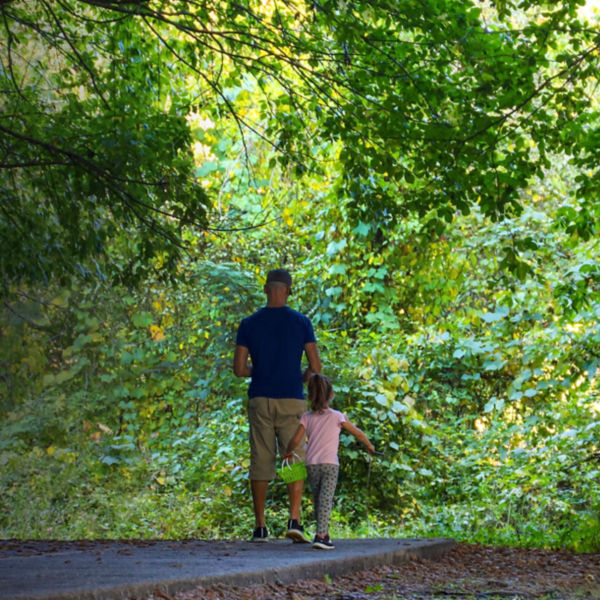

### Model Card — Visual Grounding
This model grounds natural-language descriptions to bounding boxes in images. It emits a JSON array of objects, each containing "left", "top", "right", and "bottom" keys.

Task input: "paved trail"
[{"left": 0, "top": 537, "right": 455, "bottom": 600}]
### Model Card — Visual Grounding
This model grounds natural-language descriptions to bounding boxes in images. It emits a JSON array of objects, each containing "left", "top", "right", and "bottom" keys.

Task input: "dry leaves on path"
[{"left": 163, "top": 543, "right": 600, "bottom": 600}]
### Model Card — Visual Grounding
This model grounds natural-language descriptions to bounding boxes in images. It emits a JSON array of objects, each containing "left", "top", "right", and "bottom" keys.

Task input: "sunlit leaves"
[{"left": 3, "top": 0, "right": 599, "bottom": 290}]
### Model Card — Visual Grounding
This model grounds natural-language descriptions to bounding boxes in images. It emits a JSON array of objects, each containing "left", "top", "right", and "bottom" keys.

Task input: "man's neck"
[
  {"left": 265, "top": 289, "right": 289, "bottom": 308},
  {"left": 266, "top": 300, "right": 287, "bottom": 307}
]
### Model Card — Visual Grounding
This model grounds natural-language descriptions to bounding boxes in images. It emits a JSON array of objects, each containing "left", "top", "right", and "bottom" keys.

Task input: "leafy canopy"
[{"left": 1, "top": 0, "right": 599, "bottom": 287}]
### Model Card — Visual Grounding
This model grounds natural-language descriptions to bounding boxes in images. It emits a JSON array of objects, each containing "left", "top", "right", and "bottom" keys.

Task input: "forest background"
[{"left": 1, "top": 0, "right": 599, "bottom": 552}]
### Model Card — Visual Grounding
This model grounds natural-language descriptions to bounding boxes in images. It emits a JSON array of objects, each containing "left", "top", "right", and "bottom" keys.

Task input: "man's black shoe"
[
  {"left": 251, "top": 526, "right": 268, "bottom": 542},
  {"left": 285, "top": 519, "right": 310, "bottom": 543}
]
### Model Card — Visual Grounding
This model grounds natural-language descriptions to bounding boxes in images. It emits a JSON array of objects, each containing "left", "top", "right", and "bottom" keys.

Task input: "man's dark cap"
[{"left": 266, "top": 268, "right": 292, "bottom": 287}]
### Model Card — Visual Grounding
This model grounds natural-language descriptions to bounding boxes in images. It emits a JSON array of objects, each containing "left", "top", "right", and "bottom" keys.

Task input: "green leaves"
[
  {"left": 0, "top": 1, "right": 209, "bottom": 290},
  {"left": 1, "top": 0, "right": 599, "bottom": 548},
  {"left": 3, "top": 0, "right": 599, "bottom": 289}
]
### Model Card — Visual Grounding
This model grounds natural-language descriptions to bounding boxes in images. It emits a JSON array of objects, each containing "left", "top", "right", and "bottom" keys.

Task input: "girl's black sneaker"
[{"left": 312, "top": 534, "right": 335, "bottom": 550}]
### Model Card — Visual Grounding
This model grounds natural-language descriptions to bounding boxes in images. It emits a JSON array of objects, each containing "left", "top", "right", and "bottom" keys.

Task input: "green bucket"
[{"left": 278, "top": 455, "right": 307, "bottom": 483}]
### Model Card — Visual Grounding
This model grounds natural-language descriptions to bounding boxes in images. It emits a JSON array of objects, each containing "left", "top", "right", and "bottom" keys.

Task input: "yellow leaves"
[
  {"left": 51, "top": 289, "right": 71, "bottom": 309},
  {"left": 282, "top": 206, "right": 293, "bottom": 226},
  {"left": 46, "top": 446, "right": 77, "bottom": 463},
  {"left": 357, "top": 366, "right": 374, "bottom": 380},
  {"left": 390, "top": 374, "right": 410, "bottom": 392},
  {"left": 448, "top": 267, "right": 461, "bottom": 280},
  {"left": 474, "top": 417, "right": 487, "bottom": 433},
  {"left": 386, "top": 356, "right": 409, "bottom": 371},
  {"left": 367, "top": 253, "right": 383, "bottom": 266},
  {"left": 373, "top": 388, "right": 392, "bottom": 403},
  {"left": 192, "top": 141, "right": 216, "bottom": 163},
  {"left": 140, "top": 404, "right": 156, "bottom": 419},
  {"left": 87, "top": 421, "right": 112, "bottom": 442},
  {"left": 386, "top": 356, "right": 400, "bottom": 371},
  {"left": 149, "top": 324, "right": 165, "bottom": 342}
]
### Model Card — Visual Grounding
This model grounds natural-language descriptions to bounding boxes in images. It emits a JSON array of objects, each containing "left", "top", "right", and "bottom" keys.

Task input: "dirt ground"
[{"left": 156, "top": 543, "right": 600, "bottom": 600}]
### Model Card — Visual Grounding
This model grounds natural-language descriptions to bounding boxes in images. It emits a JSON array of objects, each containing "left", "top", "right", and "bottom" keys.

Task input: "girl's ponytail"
[{"left": 308, "top": 373, "right": 333, "bottom": 413}]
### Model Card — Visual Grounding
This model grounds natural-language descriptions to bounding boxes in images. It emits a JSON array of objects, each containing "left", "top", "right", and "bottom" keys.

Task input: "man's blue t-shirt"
[{"left": 236, "top": 306, "right": 316, "bottom": 399}]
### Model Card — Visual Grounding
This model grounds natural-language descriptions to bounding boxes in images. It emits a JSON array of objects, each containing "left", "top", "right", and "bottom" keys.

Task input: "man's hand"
[
  {"left": 302, "top": 367, "right": 314, "bottom": 382},
  {"left": 233, "top": 345, "right": 253, "bottom": 377}
]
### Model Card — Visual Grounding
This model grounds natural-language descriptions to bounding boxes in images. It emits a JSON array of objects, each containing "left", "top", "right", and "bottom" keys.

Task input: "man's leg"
[
  {"left": 251, "top": 479, "right": 269, "bottom": 528},
  {"left": 248, "top": 397, "right": 276, "bottom": 537},
  {"left": 285, "top": 477, "right": 310, "bottom": 542},
  {"left": 286, "top": 478, "right": 304, "bottom": 522},
  {"left": 275, "top": 397, "right": 310, "bottom": 542},
  {"left": 275, "top": 397, "right": 307, "bottom": 522}
]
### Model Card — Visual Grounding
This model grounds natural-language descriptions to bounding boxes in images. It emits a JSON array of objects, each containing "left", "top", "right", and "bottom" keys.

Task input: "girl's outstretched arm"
[
  {"left": 341, "top": 420, "right": 375, "bottom": 453},
  {"left": 286, "top": 424, "right": 307, "bottom": 456}
]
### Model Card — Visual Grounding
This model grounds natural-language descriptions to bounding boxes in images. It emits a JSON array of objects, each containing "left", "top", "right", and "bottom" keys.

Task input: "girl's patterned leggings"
[{"left": 306, "top": 463, "right": 339, "bottom": 537}]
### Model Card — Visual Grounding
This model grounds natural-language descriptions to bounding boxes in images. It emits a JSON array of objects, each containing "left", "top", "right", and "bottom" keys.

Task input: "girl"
[{"left": 286, "top": 373, "right": 375, "bottom": 549}]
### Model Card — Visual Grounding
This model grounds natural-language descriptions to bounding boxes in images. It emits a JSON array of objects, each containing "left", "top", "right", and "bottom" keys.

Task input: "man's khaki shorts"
[{"left": 247, "top": 397, "right": 307, "bottom": 481}]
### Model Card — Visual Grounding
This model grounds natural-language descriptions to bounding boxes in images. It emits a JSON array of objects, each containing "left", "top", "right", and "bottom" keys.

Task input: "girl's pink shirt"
[{"left": 300, "top": 408, "right": 347, "bottom": 465}]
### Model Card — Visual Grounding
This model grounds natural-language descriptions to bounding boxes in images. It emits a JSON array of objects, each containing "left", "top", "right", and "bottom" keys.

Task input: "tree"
[
  {"left": 1, "top": 0, "right": 599, "bottom": 287},
  {"left": 0, "top": 0, "right": 210, "bottom": 287}
]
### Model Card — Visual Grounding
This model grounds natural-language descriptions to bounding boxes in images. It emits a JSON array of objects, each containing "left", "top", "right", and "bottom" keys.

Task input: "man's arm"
[
  {"left": 302, "top": 342, "right": 322, "bottom": 381},
  {"left": 233, "top": 345, "right": 252, "bottom": 377}
]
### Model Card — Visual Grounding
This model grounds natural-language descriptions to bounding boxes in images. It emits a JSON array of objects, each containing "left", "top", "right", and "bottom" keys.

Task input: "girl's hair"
[{"left": 308, "top": 373, "right": 333, "bottom": 413}]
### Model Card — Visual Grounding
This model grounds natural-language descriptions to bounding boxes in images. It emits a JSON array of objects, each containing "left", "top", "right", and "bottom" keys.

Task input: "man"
[{"left": 233, "top": 268, "right": 322, "bottom": 543}]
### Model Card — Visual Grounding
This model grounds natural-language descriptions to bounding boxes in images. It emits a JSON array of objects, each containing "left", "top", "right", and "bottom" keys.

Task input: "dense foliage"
[
  {"left": 1, "top": 0, "right": 599, "bottom": 551},
  {"left": 2, "top": 159, "right": 599, "bottom": 549},
  {"left": 2, "top": 0, "right": 600, "bottom": 286}
]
